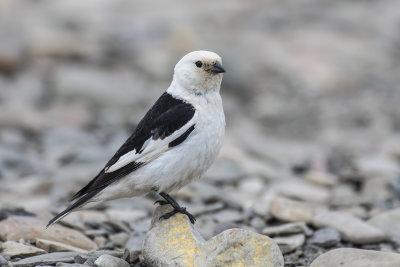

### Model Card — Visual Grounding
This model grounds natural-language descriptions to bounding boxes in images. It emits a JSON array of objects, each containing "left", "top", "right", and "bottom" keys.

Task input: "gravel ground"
[{"left": 1, "top": 0, "right": 400, "bottom": 266}]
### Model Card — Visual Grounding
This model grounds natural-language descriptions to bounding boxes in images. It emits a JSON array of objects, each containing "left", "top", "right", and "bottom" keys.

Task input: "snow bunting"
[{"left": 47, "top": 50, "right": 226, "bottom": 227}]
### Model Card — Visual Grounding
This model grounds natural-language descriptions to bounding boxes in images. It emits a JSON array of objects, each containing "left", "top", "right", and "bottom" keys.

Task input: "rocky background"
[{"left": 1, "top": 0, "right": 400, "bottom": 266}]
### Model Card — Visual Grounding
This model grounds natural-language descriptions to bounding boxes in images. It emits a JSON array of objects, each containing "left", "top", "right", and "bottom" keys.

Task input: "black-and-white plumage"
[{"left": 47, "top": 50, "right": 226, "bottom": 227}]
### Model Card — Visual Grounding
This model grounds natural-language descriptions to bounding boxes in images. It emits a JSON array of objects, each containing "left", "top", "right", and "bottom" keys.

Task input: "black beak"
[{"left": 212, "top": 61, "right": 226, "bottom": 74}]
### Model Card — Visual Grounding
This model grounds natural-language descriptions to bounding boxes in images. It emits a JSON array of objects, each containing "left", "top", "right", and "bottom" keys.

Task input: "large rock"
[
  {"left": 313, "top": 210, "right": 386, "bottom": 244},
  {"left": 310, "top": 248, "right": 400, "bottom": 267},
  {"left": 0, "top": 216, "right": 98, "bottom": 250},
  {"left": 143, "top": 205, "right": 284, "bottom": 267}
]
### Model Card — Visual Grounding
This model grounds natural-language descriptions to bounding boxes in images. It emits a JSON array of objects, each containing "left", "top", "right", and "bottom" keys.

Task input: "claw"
[
  {"left": 154, "top": 200, "right": 168, "bottom": 206},
  {"left": 158, "top": 206, "right": 196, "bottom": 224}
]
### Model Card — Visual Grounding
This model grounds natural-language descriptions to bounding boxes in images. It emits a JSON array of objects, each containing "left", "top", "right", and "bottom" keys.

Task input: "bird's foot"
[
  {"left": 159, "top": 206, "right": 196, "bottom": 224},
  {"left": 154, "top": 200, "right": 169, "bottom": 206}
]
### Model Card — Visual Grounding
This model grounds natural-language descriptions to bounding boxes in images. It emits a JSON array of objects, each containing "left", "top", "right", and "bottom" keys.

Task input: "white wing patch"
[{"left": 105, "top": 114, "right": 197, "bottom": 173}]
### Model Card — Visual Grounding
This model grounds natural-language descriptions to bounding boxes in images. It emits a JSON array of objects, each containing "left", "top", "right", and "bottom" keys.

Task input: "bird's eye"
[{"left": 195, "top": 61, "right": 203, "bottom": 68}]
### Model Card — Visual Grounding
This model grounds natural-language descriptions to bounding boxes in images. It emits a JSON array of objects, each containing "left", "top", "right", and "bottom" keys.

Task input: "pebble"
[
  {"left": 0, "top": 216, "right": 98, "bottom": 250},
  {"left": 237, "top": 177, "right": 266, "bottom": 196},
  {"left": 313, "top": 210, "right": 386, "bottom": 244},
  {"left": 273, "top": 234, "right": 305, "bottom": 254},
  {"left": 109, "top": 232, "right": 130, "bottom": 248},
  {"left": 56, "top": 264, "right": 91, "bottom": 267},
  {"left": 125, "top": 231, "right": 146, "bottom": 254},
  {"left": 368, "top": 208, "right": 400, "bottom": 240},
  {"left": 93, "top": 236, "right": 107, "bottom": 248},
  {"left": 1, "top": 241, "right": 46, "bottom": 259},
  {"left": 87, "top": 250, "right": 124, "bottom": 259},
  {"left": 330, "top": 184, "right": 362, "bottom": 206},
  {"left": 58, "top": 211, "right": 108, "bottom": 230},
  {"left": 355, "top": 155, "right": 400, "bottom": 179},
  {"left": 0, "top": 254, "right": 7, "bottom": 265},
  {"left": 35, "top": 239, "right": 89, "bottom": 253},
  {"left": 262, "top": 222, "right": 311, "bottom": 237},
  {"left": 250, "top": 217, "right": 266, "bottom": 232},
  {"left": 94, "top": 254, "right": 130, "bottom": 267},
  {"left": 309, "top": 248, "right": 400, "bottom": 267},
  {"left": 308, "top": 227, "right": 341, "bottom": 248},
  {"left": 305, "top": 170, "right": 339, "bottom": 187},
  {"left": 361, "top": 177, "right": 391, "bottom": 203},
  {"left": 274, "top": 180, "right": 331, "bottom": 203},
  {"left": 84, "top": 229, "right": 109, "bottom": 238},
  {"left": 11, "top": 252, "right": 79, "bottom": 267},
  {"left": 269, "top": 197, "right": 316, "bottom": 223}
]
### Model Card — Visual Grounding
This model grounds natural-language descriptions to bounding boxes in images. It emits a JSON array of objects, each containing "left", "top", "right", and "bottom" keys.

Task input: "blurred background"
[{"left": 1, "top": 0, "right": 400, "bottom": 263}]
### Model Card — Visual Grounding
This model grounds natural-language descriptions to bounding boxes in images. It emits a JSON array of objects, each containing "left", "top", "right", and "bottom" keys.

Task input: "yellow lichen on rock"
[
  {"left": 161, "top": 212, "right": 201, "bottom": 266},
  {"left": 143, "top": 205, "right": 284, "bottom": 267}
]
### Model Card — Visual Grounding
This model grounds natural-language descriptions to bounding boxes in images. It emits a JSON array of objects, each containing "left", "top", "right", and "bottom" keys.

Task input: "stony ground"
[{"left": 1, "top": 0, "right": 400, "bottom": 266}]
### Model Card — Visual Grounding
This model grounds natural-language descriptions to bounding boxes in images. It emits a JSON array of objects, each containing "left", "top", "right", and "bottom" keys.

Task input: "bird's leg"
[{"left": 158, "top": 192, "right": 196, "bottom": 224}]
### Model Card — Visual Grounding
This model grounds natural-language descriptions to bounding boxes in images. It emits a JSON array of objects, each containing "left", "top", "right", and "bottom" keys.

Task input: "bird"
[{"left": 47, "top": 50, "right": 226, "bottom": 227}]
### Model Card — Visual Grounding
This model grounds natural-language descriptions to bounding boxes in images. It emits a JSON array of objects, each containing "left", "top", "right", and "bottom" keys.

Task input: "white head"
[{"left": 172, "top": 51, "right": 225, "bottom": 94}]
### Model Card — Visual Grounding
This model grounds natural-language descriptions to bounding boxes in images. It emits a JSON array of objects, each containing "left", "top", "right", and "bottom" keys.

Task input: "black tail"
[{"left": 46, "top": 189, "right": 101, "bottom": 228}]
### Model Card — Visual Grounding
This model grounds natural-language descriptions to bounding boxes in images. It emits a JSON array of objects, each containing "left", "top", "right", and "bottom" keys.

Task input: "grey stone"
[
  {"left": 56, "top": 264, "right": 91, "bottom": 267},
  {"left": 125, "top": 231, "right": 146, "bottom": 254},
  {"left": 12, "top": 252, "right": 80, "bottom": 267},
  {"left": 274, "top": 180, "right": 331, "bottom": 203},
  {"left": 355, "top": 155, "right": 400, "bottom": 179},
  {"left": 269, "top": 197, "right": 316, "bottom": 223},
  {"left": 368, "top": 208, "right": 400, "bottom": 240},
  {"left": 237, "top": 177, "right": 266, "bottom": 196},
  {"left": 250, "top": 217, "right": 266, "bottom": 232},
  {"left": 35, "top": 239, "right": 89, "bottom": 253},
  {"left": 0, "top": 254, "right": 8, "bottom": 265},
  {"left": 308, "top": 227, "right": 341, "bottom": 248},
  {"left": 273, "top": 234, "right": 305, "bottom": 254},
  {"left": 305, "top": 170, "right": 339, "bottom": 187},
  {"left": 313, "top": 210, "right": 386, "bottom": 244},
  {"left": 1, "top": 241, "right": 46, "bottom": 258},
  {"left": 361, "top": 177, "right": 391, "bottom": 203},
  {"left": 262, "top": 222, "right": 310, "bottom": 236},
  {"left": 310, "top": 248, "right": 400, "bottom": 267},
  {"left": 93, "top": 236, "right": 107, "bottom": 249},
  {"left": 94, "top": 254, "right": 130, "bottom": 267},
  {"left": 109, "top": 232, "right": 129, "bottom": 248},
  {"left": 330, "top": 184, "right": 363, "bottom": 206},
  {"left": 87, "top": 250, "right": 124, "bottom": 259}
]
